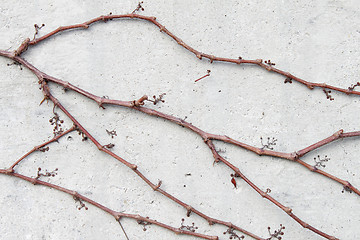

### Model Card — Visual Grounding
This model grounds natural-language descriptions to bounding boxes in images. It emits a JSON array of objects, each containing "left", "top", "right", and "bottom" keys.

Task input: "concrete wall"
[{"left": 0, "top": 1, "right": 359, "bottom": 239}]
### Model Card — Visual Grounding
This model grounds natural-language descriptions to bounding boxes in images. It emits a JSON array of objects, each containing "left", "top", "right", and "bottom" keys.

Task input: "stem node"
[
  {"left": 132, "top": 95, "right": 148, "bottom": 107},
  {"left": 186, "top": 205, "right": 193, "bottom": 217},
  {"left": 153, "top": 180, "right": 162, "bottom": 191},
  {"left": 4, "top": 168, "right": 14, "bottom": 174},
  {"left": 14, "top": 38, "right": 30, "bottom": 56},
  {"left": 285, "top": 207, "right": 292, "bottom": 214}
]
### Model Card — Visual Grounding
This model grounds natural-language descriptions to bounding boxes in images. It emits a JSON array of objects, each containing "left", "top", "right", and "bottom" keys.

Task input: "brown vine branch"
[
  {"left": 205, "top": 140, "right": 338, "bottom": 240},
  {"left": 41, "top": 81, "right": 339, "bottom": 239},
  {"left": 27, "top": 64, "right": 359, "bottom": 198},
  {"left": 0, "top": 169, "right": 218, "bottom": 240},
  {"left": 3, "top": 13, "right": 358, "bottom": 98},
  {"left": 4, "top": 53, "right": 358, "bottom": 171},
  {"left": 40, "top": 83, "right": 264, "bottom": 240},
  {"left": 2, "top": 48, "right": 357, "bottom": 237},
  {"left": 1, "top": 50, "right": 357, "bottom": 237},
  {"left": 7, "top": 125, "right": 76, "bottom": 172},
  {"left": 0, "top": 11, "right": 358, "bottom": 240}
]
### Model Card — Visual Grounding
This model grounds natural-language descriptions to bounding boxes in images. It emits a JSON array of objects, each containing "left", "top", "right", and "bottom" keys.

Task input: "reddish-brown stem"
[
  {"left": 42, "top": 80, "right": 339, "bottom": 239},
  {"left": 296, "top": 129, "right": 360, "bottom": 157},
  {"left": 7, "top": 57, "right": 353, "bottom": 164},
  {"left": 0, "top": 12, "right": 358, "bottom": 240},
  {"left": 1, "top": 29, "right": 360, "bottom": 164},
  {"left": 295, "top": 159, "right": 360, "bottom": 195},
  {"left": 40, "top": 83, "right": 264, "bottom": 240},
  {"left": 205, "top": 140, "right": 339, "bottom": 240},
  {"left": 0, "top": 169, "right": 218, "bottom": 240},
  {"left": 6, "top": 13, "right": 358, "bottom": 97},
  {"left": 1, "top": 44, "right": 356, "bottom": 237},
  {"left": 34, "top": 68, "right": 360, "bottom": 197},
  {"left": 8, "top": 125, "right": 76, "bottom": 171},
  {"left": 0, "top": 50, "right": 356, "bottom": 238}
]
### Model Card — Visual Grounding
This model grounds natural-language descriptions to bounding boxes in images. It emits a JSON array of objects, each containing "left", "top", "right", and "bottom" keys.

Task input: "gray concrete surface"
[{"left": 0, "top": 1, "right": 359, "bottom": 239}]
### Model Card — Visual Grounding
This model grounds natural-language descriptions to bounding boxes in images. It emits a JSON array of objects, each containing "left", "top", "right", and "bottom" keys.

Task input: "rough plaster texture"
[{"left": 0, "top": 1, "right": 359, "bottom": 240}]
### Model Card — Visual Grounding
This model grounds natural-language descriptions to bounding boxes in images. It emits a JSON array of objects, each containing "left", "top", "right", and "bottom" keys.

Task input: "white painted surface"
[{"left": 0, "top": 1, "right": 359, "bottom": 239}]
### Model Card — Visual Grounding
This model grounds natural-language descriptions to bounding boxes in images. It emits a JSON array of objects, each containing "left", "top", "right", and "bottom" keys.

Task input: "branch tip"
[{"left": 132, "top": 1, "right": 144, "bottom": 14}]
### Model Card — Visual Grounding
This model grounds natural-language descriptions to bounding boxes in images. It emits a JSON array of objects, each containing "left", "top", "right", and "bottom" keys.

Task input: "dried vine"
[
  {"left": 0, "top": 4, "right": 359, "bottom": 240},
  {"left": 10, "top": 11, "right": 360, "bottom": 99}
]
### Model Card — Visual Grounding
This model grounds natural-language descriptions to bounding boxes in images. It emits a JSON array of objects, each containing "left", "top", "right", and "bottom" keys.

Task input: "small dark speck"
[
  {"left": 218, "top": 90, "right": 221, "bottom": 92},
  {"left": 183, "top": 185, "right": 186, "bottom": 187}
]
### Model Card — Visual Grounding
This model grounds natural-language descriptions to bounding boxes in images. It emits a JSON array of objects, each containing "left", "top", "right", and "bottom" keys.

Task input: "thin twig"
[
  {"left": 0, "top": 51, "right": 354, "bottom": 238},
  {"left": 2, "top": 13, "right": 356, "bottom": 97},
  {"left": 118, "top": 220, "right": 130, "bottom": 240},
  {"left": 205, "top": 140, "right": 338, "bottom": 240},
  {"left": 41, "top": 82, "right": 264, "bottom": 240},
  {"left": 0, "top": 11, "right": 358, "bottom": 240},
  {"left": 8, "top": 125, "right": 76, "bottom": 171},
  {"left": 0, "top": 169, "right": 218, "bottom": 240},
  {"left": 27, "top": 66, "right": 359, "bottom": 196}
]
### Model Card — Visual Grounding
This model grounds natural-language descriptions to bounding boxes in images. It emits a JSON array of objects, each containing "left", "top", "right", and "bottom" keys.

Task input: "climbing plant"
[{"left": 0, "top": 2, "right": 359, "bottom": 240}]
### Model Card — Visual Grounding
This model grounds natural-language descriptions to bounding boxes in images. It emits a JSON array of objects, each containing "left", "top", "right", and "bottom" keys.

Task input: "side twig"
[
  {"left": 0, "top": 169, "right": 218, "bottom": 240},
  {"left": 0, "top": 9, "right": 358, "bottom": 240},
  {"left": 1, "top": 13, "right": 358, "bottom": 97},
  {"left": 7, "top": 125, "right": 76, "bottom": 172},
  {"left": 40, "top": 82, "right": 264, "bottom": 240}
]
